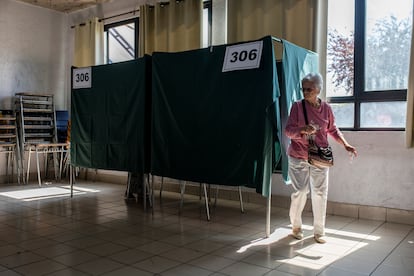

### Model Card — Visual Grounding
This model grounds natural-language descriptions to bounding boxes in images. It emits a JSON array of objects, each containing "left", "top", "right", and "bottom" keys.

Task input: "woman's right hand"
[{"left": 300, "top": 125, "right": 317, "bottom": 135}]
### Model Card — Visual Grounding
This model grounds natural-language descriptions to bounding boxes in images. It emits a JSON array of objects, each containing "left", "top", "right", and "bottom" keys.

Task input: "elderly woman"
[{"left": 285, "top": 73, "right": 357, "bottom": 243}]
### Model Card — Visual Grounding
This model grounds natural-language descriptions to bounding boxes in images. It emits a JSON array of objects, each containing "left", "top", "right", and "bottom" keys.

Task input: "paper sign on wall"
[
  {"left": 73, "top": 67, "right": 92, "bottom": 89},
  {"left": 222, "top": 41, "right": 263, "bottom": 72}
]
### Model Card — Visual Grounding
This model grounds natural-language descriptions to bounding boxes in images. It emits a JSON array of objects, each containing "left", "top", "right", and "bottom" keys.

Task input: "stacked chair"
[
  {"left": 0, "top": 110, "right": 22, "bottom": 184},
  {"left": 15, "top": 93, "right": 69, "bottom": 186}
]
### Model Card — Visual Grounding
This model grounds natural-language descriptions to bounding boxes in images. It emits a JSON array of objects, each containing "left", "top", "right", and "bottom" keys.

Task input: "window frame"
[
  {"left": 327, "top": 0, "right": 407, "bottom": 131},
  {"left": 203, "top": 0, "right": 212, "bottom": 47},
  {"left": 104, "top": 17, "right": 139, "bottom": 64}
]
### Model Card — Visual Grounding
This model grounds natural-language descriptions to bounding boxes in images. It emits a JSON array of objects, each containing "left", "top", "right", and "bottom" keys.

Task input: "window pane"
[
  {"left": 107, "top": 23, "right": 135, "bottom": 63},
  {"left": 330, "top": 103, "right": 355, "bottom": 128},
  {"left": 104, "top": 34, "right": 107, "bottom": 62},
  {"left": 326, "top": 0, "right": 355, "bottom": 97},
  {"left": 365, "top": 0, "right": 413, "bottom": 91},
  {"left": 360, "top": 102, "right": 406, "bottom": 128},
  {"left": 202, "top": 7, "right": 209, "bottom": 48}
]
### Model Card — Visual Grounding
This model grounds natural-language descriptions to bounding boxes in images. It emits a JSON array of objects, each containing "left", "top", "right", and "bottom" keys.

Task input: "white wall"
[
  {"left": 69, "top": 0, "right": 143, "bottom": 26},
  {"left": 0, "top": 0, "right": 69, "bottom": 110},
  {"left": 272, "top": 131, "right": 414, "bottom": 211},
  {"left": 0, "top": 0, "right": 69, "bottom": 179}
]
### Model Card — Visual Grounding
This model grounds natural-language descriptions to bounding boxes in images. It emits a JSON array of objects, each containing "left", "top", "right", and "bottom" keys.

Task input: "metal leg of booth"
[
  {"left": 179, "top": 181, "right": 186, "bottom": 213},
  {"left": 126, "top": 173, "right": 132, "bottom": 199},
  {"left": 151, "top": 174, "right": 155, "bottom": 215},
  {"left": 212, "top": 185, "right": 244, "bottom": 213},
  {"left": 143, "top": 173, "right": 153, "bottom": 211},
  {"left": 26, "top": 147, "right": 32, "bottom": 184},
  {"left": 177, "top": 181, "right": 211, "bottom": 220},
  {"left": 238, "top": 186, "right": 245, "bottom": 213},
  {"left": 35, "top": 147, "right": 42, "bottom": 187},
  {"left": 202, "top": 183, "right": 211, "bottom": 221},
  {"left": 214, "top": 185, "right": 219, "bottom": 207},
  {"left": 159, "top": 177, "right": 164, "bottom": 199},
  {"left": 143, "top": 175, "right": 146, "bottom": 211},
  {"left": 14, "top": 144, "right": 23, "bottom": 185},
  {"left": 70, "top": 165, "right": 73, "bottom": 198},
  {"left": 5, "top": 149, "right": 11, "bottom": 183}
]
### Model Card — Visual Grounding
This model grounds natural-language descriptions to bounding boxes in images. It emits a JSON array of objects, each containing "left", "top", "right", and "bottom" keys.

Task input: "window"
[
  {"left": 202, "top": 0, "right": 212, "bottom": 48},
  {"left": 327, "top": 0, "right": 413, "bottom": 130},
  {"left": 104, "top": 18, "right": 139, "bottom": 64}
]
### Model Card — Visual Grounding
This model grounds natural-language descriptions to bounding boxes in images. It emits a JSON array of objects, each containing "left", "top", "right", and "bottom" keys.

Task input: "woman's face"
[{"left": 302, "top": 80, "right": 320, "bottom": 101}]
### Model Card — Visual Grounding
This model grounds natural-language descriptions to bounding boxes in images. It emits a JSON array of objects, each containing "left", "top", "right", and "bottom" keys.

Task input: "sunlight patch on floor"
[
  {"left": 237, "top": 227, "right": 292, "bottom": 253},
  {"left": 237, "top": 224, "right": 380, "bottom": 270},
  {"left": 61, "top": 185, "right": 100, "bottom": 193},
  {"left": 0, "top": 186, "right": 93, "bottom": 201}
]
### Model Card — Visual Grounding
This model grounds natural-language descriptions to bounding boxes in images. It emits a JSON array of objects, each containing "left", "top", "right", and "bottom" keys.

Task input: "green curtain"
[
  {"left": 278, "top": 39, "right": 319, "bottom": 183},
  {"left": 71, "top": 56, "right": 151, "bottom": 173},
  {"left": 151, "top": 36, "right": 277, "bottom": 196},
  {"left": 70, "top": 37, "right": 318, "bottom": 194}
]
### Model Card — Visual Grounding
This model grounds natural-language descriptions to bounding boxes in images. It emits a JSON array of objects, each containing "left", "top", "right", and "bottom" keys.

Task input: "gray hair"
[{"left": 302, "top": 73, "right": 323, "bottom": 90}]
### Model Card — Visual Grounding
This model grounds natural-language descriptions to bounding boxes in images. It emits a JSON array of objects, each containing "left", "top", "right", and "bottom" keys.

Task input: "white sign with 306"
[
  {"left": 73, "top": 67, "right": 92, "bottom": 89},
  {"left": 222, "top": 41, "right": 263, "bottom": 72}
]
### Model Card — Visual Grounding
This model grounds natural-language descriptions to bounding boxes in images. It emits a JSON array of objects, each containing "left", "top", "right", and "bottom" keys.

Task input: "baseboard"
[
  {"left": 4, "top": 172, "right": 412, "bottom": 226},
  {"left": 156, "top": 179, "right": 414, "bottom": 226}
]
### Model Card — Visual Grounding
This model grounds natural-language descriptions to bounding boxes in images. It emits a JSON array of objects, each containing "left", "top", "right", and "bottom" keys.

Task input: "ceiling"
[{"left": 15, "top": 0, "right": 111, "bottom": 13}]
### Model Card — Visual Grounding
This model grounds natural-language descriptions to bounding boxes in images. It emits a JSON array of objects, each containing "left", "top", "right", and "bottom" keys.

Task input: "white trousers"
[{"left": 288, "top": 157, "right": 329, "bottom": 236}]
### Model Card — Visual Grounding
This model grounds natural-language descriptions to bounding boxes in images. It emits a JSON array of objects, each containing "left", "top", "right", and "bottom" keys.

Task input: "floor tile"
[
  {"left": 159, "top": 246, "right": 205, "bottom": 262},
  {"left": 160, "top": 263, "right": 213, "bottom": 276},
  {"left": 241, "top": 252, "right": 283, "bottom": 269},
  {"left": 381, "top": 253, "right": 414, "bottom": 270},
  {"left": 184, "top": 238, "right": 226, "bottom": 253},
  {"left": 72, "top": 257, "right": 124, "bottom": 275},
  {"left": 219, "top": 261, "right": 271, "bottom": 276},
  {"left": 16, "top": 237, "right": 56, "bottom": 251},
  {"left": 0, "top": 251, "right": 45, "bottom": 268},
  {"left": 108, "top": 248, "right": 154, "bottom": 265},
  {"left": 13, "top": 259, "right": 66, "bottom": 276},
  {"left": 318, "top": 266, "right": 368, "bottom": 276},
  {"left": 212, "top": 245, "right": 256, "bottom": 261},
  {"left": 133, "top": 255, "right": 180, "bottom": 273},
  {"left": 189, "top": 254, "right": 236, "bottom": 271},
  {"left": 329, "top": 255, "right": 381, "bottom": 275},
  {"left": 0, "top": 269, "right": 22, "bottom": 276},
  {"left": 371, "top": 264, "right": 414, "bottom": 276},
  {"left": 46, "top": 268, "right": 90, "bottom": 275},
  {"left": 263, "top": 270, "right": 299, "bottom": 276},
  {"left": 101, "top": 266, "right": 153, "bottom": 276},
  {"left": 0, "top": 182, "right": 412, "bottom": 276},
  {"left": 0, "top": 245, "right": 23, "bottom": 258},
  {"left": 136, "top": 240, "right": 177, "bottom": 255},
  {"left": 84, "top": 242, "right": 128, "bottom": 256},
  {"left": 52, "top": 250, "right": 99, "bottom": 266}
]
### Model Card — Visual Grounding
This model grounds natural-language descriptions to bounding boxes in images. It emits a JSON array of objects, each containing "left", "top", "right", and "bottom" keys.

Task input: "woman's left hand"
[{"left": 345, "top": 145, "right": 357, "bottom": 157}]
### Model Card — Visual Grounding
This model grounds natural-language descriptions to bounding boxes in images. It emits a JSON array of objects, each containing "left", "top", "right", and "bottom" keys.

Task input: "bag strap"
[
  {"left": 302, "top": 99, "right": 317, "bottom": 146},
  {"left": 302, "top": 99, "right": 309, "bottom": 125}
]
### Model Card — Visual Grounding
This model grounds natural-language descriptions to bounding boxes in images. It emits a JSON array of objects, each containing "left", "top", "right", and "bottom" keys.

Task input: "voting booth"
[{"left": 70, "top": 36, "right": 318, "bottom": 201}]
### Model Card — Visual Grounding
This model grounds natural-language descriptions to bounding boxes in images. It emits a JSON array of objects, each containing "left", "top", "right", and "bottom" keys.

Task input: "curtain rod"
[
  {"left": 70, "top": 9, "right": 139, "bottom": 29},
  {"left": 271, "top": 36, "right": 282, "bottom": 43}
]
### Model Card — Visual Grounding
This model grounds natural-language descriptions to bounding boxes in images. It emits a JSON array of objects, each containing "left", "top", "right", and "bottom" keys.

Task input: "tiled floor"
[{"left": 0, "top": 181, "right": 413, "bottom": 276}]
